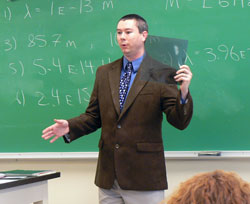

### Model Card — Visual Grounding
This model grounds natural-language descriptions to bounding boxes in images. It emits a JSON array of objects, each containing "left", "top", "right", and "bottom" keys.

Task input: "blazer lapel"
[{"left": 108, "top": 58, "right": 123, "bottom": 116}]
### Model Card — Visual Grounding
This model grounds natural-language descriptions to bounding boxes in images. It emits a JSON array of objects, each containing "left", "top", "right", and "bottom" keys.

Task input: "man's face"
[{"left": 116, "top": 19, "right": 148, "bottom": 59}]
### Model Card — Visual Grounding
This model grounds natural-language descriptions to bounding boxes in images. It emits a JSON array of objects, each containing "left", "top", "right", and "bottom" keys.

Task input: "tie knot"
[{"left": 125, "top": 62, "right": 133, "bottom": 73}]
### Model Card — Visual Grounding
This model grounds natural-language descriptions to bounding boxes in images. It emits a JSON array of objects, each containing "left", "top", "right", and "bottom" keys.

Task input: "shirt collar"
[{"left": 123, "top": 54, "right": 145, "bottom": 73}]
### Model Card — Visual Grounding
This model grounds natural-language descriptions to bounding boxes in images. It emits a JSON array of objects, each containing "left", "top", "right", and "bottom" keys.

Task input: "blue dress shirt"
[{"left": 121, "top": 55, "right": 144, "bottom": 102}]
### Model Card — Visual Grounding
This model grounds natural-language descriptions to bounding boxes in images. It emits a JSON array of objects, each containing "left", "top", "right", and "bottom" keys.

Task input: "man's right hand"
[{"left": 42, "top": 119, "right": 69, "bottom": 143}]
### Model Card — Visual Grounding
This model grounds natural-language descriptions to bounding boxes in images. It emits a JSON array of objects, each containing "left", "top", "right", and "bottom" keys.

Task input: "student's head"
[
  {"left": 163, "top": 170, "right": 250, "bottom": 204},
  {"left": 116, "top": 14, "right": 148, "bottom": 61}
]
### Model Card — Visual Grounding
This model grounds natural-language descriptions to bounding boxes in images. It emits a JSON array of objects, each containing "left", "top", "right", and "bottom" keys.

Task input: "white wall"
[{"left": 1, "top": 158, "right": 250, "bottom": 203}]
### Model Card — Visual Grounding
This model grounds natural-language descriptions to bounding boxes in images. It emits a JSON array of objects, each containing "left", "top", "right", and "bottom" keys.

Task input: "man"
[{"left": 42, "top": 14, "right": 193, "bottom": 204}]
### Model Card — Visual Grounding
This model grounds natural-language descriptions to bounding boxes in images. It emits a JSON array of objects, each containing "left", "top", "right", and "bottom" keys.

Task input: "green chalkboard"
[{"left": 0, "top": 0, "right": 249, "bottom": 153}]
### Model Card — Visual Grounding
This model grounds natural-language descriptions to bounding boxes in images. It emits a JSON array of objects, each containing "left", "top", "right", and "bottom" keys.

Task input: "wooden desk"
[{"left": 0, "top": 172, "right": 60, "bottom": 204}]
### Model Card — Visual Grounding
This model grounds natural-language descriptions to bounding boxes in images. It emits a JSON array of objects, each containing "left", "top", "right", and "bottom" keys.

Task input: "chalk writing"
[
  {"left": 103, "top": 0, "right": 114, "bottom": 10},
  {"left": 3, "top": 6, "right": 11, "bottom": 21},
  {"left": 27, "top": 34, "right": 77, "bottom": 48},
  {"left": 109, "top": 32, "right": 119, "bottom": 47},
  {"left": 7, "top": 57, "right": 111, "bottom": 77},
  {"left": 166, "top": 0, "right": 250, "bottom": 10},
  {"left": 4, "top": 36, "right": 17, "bottom": 51},
  {"left": 9, "top": 61, "right": 25, "bottom": 77},
  {"left": 202, "top": 44, "right": 250, "bottom": 62},
  {"left": 16, "top": 88, "right": 91, "bottom": 107},
  {"left": 16, "top": 90, "right": 25, "bottom": 107},
  {"left": 1, "top": 34, "right": 77, "bottom": 52},
  {"left": 0, "top": 0, "right": 115, "bottom": 22},
  {"left": 203, "top": 0, "right": 248, "bottom": 8}
]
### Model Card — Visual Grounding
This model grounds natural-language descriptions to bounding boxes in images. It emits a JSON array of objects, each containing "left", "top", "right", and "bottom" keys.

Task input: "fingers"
[
  {"left": 42, "top": 119, "right": 69, "bottom": 143},
  {"left": 42, "top": 119, "right": 64, "bottom": 136},
  {"left": 42, "top": 126, "right": 59, "bottom": 143},
  {"left": 42, "top": 125, "right": 53, "bottom": 135},
  {"left": 174, "top": 65, "right": 192, "bottom": 99},
  {"left": 42, "top": 125, "right": 55, "bottom": 140},
  {"left": 41, "top": 120, "right": 58, "bottom": 141},
  {"left": 49, "top": 135, "right": 60, "bottom": 143},
  {"left": 42, "top": 133, "right": 59, "bottom": 143},
  {"left": 174, "top": 65, "right": 192, "bottom": 82}
]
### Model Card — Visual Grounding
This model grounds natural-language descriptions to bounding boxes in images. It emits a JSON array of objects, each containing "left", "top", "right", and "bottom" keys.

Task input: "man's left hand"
[{"left": 174, "top": 65, "right": 193, "bottom": 100}]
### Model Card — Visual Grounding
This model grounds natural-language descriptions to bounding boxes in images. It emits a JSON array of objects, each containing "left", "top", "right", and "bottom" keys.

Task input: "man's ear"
[{"left": 142, "top": 31, "right": 148, "bottom": 43}]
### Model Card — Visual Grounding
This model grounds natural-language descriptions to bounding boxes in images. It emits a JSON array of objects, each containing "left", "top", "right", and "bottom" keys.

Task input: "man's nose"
[{"left": 120, "top": 32, "right": 125, "bottom": 39}]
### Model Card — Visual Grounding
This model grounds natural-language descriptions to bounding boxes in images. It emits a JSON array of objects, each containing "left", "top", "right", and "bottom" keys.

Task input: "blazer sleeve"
[
  {"left": 64, "top": 68, "right": 102, "bottom": 143},
  {"left": 161, "top": 84, "right": 193, "bottom": 130}
]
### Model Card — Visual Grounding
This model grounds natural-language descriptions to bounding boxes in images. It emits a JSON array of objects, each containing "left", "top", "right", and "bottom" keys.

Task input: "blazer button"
[
  {"left": 115, "top": 144, "right": 120, "bottom": 149},
  {"left": 117, "top": 124, "right": 121, "bottom": 129}
]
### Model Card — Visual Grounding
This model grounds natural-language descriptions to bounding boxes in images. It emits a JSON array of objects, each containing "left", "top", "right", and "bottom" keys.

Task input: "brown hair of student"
[{"left": 162, "top": 170, "right": 250, "bottom": 204}]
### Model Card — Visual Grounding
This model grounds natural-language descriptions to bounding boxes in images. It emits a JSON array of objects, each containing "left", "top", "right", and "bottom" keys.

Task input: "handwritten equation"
[
  {"left": 166, "top": 0, "right": 250, "bottom": 10},
  {"left": 16, "top": 88, "right": 91, "bottom": 107},
  {"left": 1, "top": 0, "right": 114, "bottom": 21},
  {"left": 2, "top": 34, "right": 77, "bottom": 52},
  {"left": 168, "top": 44, "right": 250, "bottom": 67},
  {"left": 202, "top": 45, "right": 250, "bottom": 62},
  {"left": 6, "top": 57, "right": 111, "bottom": 77}
]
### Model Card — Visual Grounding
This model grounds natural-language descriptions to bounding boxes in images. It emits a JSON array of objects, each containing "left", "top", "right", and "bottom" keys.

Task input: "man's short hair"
[{"left": 119, "top": 14, "right": 148, "bottom": 33}]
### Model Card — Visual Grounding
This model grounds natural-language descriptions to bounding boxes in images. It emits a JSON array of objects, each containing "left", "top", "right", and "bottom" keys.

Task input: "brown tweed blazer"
[{"left": 66, "top": 55, "right": 193, "bottom": 190}]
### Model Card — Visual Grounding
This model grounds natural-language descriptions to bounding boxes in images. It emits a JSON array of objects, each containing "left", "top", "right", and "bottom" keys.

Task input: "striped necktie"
[{"left": 119, "top": 62, "right": 133, "bottom": 111}]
